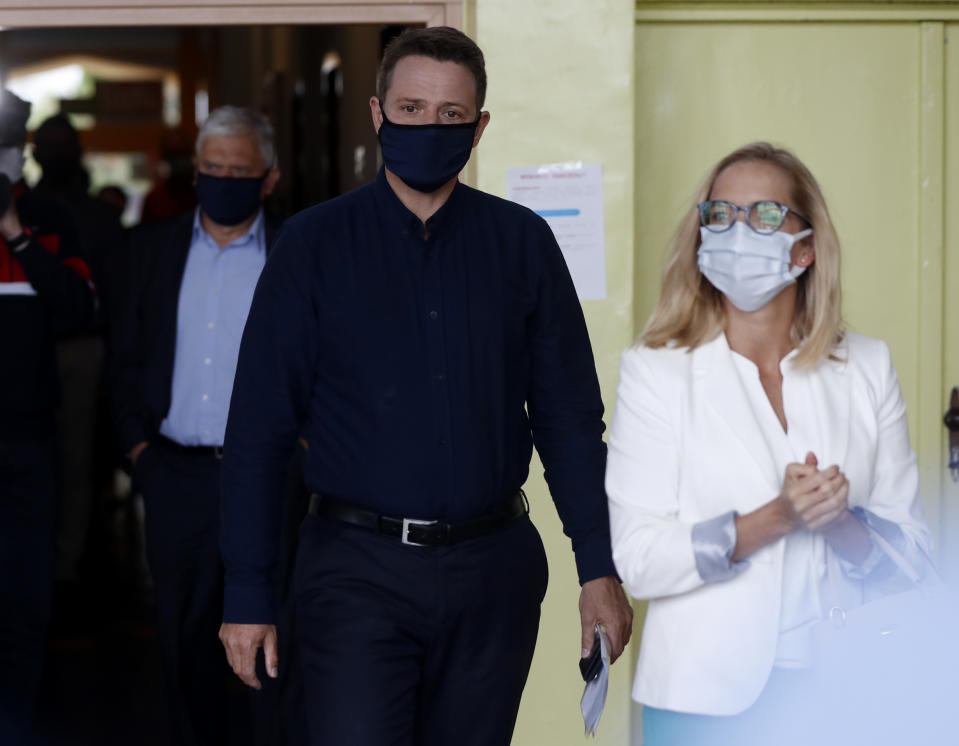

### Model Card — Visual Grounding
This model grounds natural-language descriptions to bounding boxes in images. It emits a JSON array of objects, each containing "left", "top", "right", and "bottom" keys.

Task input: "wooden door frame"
[
  {"left": 635, "top": 4, "right": 953, "bottom": 557},
  {"left": 0, "top": 1, "right": 462, "bottom": 28},
  {"left": 0, "top": 1, "right": 473, "bottom": 178}
]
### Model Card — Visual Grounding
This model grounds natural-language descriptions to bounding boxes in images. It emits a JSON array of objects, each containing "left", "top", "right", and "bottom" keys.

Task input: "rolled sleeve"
[
  {"left": 845, "top": 338, "right": 933, "bottom": 580},
  {"left": 691, "top": 510, "right": 750, "bottom": 583},
  {"left": 840, "top": 506, "right": 926, "bottom": 582}
]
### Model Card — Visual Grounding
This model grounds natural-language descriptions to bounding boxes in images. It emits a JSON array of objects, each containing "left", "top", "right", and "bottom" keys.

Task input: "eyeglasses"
[{"left": 697, "top": 200, "right": 810, "bottom": 235}]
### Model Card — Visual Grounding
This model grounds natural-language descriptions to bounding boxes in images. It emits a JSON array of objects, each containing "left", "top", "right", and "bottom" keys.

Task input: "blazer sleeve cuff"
[
  {"left": 841, "top": 506, "right": 916, "bottom": 580},
  {"left": 222, "top": 583, "right": 276, "bottom": 625},
  {"left": 691, "top": 510, "right": 749, "bottom": 583}
]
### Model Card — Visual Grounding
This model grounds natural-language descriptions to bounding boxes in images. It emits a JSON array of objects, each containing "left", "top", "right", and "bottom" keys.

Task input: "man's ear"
[
  {"left": 370, "top": 96, "right": 384, "bottom": 135},
  {"left": 472, "top": 111, "right": 491, "bottom": 148},
  {"left": 261, "top": 167, "right": 281, "bottom": 199}
]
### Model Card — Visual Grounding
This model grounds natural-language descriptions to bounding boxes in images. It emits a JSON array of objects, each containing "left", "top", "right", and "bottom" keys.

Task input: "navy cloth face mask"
[
  {"left": 378, "top": 113, "right": 480, "bottom": 193},
  {"left": 195, "top": 171, "right": 265, "bottom": 226}
]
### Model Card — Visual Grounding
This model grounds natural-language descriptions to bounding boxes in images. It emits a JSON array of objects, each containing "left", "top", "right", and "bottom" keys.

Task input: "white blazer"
[{"left": 605, "top": 331, "right": 931, "bottom": 716}]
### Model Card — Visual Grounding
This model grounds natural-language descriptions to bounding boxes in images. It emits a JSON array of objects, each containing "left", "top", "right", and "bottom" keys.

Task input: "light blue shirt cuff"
[{"left": 692, "top": 510, "right": 749, "bottom": 583}]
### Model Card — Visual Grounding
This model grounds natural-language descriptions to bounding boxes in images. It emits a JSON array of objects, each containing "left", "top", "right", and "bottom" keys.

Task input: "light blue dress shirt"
[{"left": 159, "top": 209, "right": 266, "bottom": 446}]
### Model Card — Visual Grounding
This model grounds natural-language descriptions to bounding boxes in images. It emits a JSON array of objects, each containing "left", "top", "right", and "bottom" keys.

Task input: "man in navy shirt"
[{"left": 219, "top": 27, "right": 632, "bottom": 745}]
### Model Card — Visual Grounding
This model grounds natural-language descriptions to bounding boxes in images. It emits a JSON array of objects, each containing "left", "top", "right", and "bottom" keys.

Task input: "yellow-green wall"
[
  {"left": 633, "top": 5, "right": 959, "bottom": 554},
  {"left": 470, "top": 2, "right": 959, "bottom": 744},
  {"left": 472, "top": 1, "right": 637, "bottom": 743}
]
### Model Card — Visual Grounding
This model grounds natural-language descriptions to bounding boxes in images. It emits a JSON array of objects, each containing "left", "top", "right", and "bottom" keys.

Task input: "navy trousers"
[
  {"left": 0, "top": 438, "right": 57, "bottom": 744},
  {"left": 294, "top": 511, "right": 549, "bottom": 746},
  {"left": 139, "top": 440, "right": 304, "bottom": 746},
  {"left": 137, "top": 442, "right": 232, "bottom": 746}
]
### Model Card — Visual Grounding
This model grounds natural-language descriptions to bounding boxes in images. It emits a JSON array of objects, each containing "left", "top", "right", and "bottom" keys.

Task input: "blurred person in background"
[
  {"left": 97, "top": 184, "right": 129, "bottom": 222},
  {"left": 0, "top": 89, "right": 96, "bottom": 743},
  {"left": 141, "top": 133, "right": 198, "bottom": 223},
  {"left": 32, "top": 114, "right": 126, "bottom": 602}
]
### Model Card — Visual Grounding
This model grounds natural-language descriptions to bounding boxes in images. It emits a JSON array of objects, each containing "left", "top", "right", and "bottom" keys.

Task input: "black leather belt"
[
  {"left": 308, "top": 490, "right": 528, "bottom": 546},
  {"left": 156, "top": 434, "right": 224, "bottom": 459}
]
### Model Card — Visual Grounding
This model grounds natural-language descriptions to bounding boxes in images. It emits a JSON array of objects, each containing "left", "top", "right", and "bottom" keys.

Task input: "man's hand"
[
  {"left": 0, "top": 200, "right": 23, "bottom": 242},
  {"left": 219, "top": 622, "right": 278, "bottom": 690},
  {"left": 129, "top": 441, "right": 149, "bottom": 466},
  {"left": 579, "top": 575, "right": 633, "bottom": 664}
]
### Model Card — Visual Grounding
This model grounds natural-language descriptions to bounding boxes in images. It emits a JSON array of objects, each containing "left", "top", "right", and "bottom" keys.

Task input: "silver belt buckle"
[{"left": 401, "top": 517, "right": 437, "bottom": 546}]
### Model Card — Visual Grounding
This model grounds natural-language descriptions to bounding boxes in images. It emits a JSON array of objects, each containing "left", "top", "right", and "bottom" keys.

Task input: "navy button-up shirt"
[{"left": 222, "top": 168, "right": 615, "bottom": 623}]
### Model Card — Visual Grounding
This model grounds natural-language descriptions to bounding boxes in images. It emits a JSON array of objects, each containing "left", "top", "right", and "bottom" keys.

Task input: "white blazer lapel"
[
  {"left": 798, "top": 341, "right": 852, "bottom": 470},
  {"left": 692, "top": 334, "right": 784, "bottom": 494}
]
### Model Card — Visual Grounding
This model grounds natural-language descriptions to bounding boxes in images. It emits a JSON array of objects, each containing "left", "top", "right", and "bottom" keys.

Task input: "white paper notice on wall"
[{"left": 506, "top": 162, "right": 607, "bottom": 300}]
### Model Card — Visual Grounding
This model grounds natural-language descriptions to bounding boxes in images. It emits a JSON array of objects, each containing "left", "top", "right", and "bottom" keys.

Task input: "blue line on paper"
[{"left": 534, "top": 209, "right": 580, "bottom": 218}]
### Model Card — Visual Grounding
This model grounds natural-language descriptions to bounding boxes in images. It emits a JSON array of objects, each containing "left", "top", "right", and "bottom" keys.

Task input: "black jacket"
[
  {"left": 110, "top": 210, "right": 282, "bottom": 455},
  {"left": 0, "top": 186, "right": 95, "bottom": 440}
]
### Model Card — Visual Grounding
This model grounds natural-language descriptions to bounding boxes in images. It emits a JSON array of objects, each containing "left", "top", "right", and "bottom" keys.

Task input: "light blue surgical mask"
[{"left": 697, "top": 221, "right": 813, "bottom": 312}]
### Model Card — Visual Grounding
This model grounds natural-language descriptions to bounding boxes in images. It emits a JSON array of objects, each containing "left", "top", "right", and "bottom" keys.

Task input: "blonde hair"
[{"left": 641, "top": 142, "right": 844, "bottom": 366}]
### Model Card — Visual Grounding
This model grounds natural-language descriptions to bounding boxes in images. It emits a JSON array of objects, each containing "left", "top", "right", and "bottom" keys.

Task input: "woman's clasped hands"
[{"left": 777, "top": 452, "right": 849, "bottom": 532}]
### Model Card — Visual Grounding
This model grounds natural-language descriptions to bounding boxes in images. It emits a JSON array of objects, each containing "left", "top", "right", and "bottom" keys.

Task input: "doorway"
[
  {"left": 2, "top": 23, "right": 413, "bottom": 222},
  {"left": 0, "top": 4, "right": 458, "bottom": 742}
]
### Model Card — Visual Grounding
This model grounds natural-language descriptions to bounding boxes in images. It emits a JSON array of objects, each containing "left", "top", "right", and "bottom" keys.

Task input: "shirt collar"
[
  {"left": 192, "top": 207, "right": 265, "bottom": 251},
  {"left": 373, "top": 167, "right": 463, "bottom": 239}
]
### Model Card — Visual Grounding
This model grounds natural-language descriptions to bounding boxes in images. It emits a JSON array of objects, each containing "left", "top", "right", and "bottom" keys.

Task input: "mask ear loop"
[{"left": 789, "top": 228, "right": 814, "bottom": 243}]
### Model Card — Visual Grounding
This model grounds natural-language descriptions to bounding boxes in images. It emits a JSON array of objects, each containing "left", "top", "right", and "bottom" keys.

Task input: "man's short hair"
[
  {"left": 377, "top": 26, "right": 487, "bottom": 112},
  {"left": 195, "top": 106, "right": 275, "bottom": 169}
]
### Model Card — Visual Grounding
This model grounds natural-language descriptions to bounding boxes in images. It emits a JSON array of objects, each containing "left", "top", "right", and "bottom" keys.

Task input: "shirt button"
[
  {"left": 203, "top": 429, "right": 210, "bottom": 436},
  {"left": 204, "top": 357, "right": 212, "bottom": 365},
  {"left": 439, "top": 437, "right": 448, "bottom": 445},
  {"left": 212, "top": 288, "right": 217, "bottom": 295},
  {"left": 429, "top": 310, "right": 438, "bottom": 320},
  {"left": 434, "top": 373, "right": 444, "bottom": 381},
  {"left": 208, "top": 322, "right": 215, "bottom": 329},
  {"left": 202, "top": 394, "right": 209, "bottom": 401}
]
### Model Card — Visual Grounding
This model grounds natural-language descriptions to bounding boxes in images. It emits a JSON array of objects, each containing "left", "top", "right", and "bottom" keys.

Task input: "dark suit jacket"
[{"left": 110, "top": 209, "right": 282, "bottom": 454}]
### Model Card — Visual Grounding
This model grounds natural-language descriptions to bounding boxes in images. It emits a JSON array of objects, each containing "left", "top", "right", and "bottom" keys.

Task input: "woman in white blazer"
[{"left": 606, "top": 142, "right": 931, "bottom": 745}]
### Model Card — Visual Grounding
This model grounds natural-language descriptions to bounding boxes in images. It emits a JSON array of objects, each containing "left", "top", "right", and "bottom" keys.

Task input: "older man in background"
[{"left": 111, "top": 106, "right": 282, "bottom": 746}]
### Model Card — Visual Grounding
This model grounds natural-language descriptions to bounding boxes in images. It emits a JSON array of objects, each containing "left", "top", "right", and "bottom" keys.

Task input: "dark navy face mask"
[
  {"left": 195, "top": 171, "right": 265, "bottom": 226},
  {"left": 378, "top": 112, "right": 480, "bottom": 193}
]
